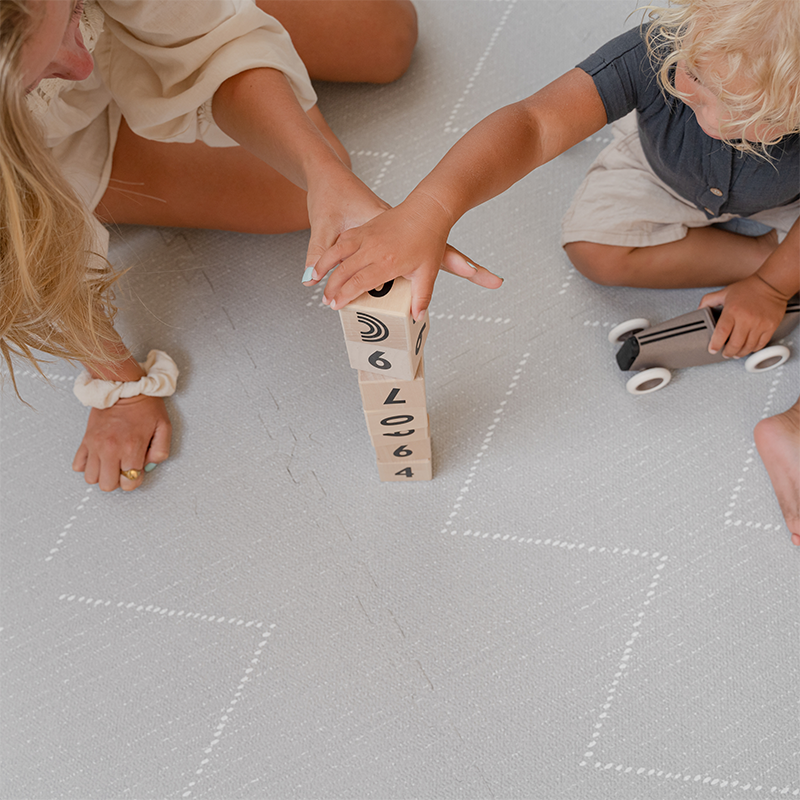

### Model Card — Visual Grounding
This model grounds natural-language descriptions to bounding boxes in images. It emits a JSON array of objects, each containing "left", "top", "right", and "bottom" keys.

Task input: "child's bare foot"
[{"left": 754, "top": 398, "right": 800, "bottom": 546}]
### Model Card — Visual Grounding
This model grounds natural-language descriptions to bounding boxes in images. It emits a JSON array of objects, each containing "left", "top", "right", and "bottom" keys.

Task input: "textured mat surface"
[{"left": 2, "top": 2, "right": 798, "bottom": 798}]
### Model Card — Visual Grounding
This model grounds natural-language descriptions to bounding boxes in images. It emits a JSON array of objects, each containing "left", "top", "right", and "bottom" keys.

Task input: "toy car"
[{"left": 609, "top": 295, "right": 800, "bottom": 394}]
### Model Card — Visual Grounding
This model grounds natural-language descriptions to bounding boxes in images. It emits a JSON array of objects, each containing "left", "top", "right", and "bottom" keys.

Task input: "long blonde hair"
[
  {"left": 642, "top": 0, "right": 800, "bottom": 155},
  {"left": 1, "top": 0, "right": 121, "bottom": 396}
]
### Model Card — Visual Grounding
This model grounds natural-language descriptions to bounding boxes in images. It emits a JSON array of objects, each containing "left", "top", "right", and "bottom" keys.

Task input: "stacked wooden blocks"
[{"left": 338, "top": 278, "right": 432, "bottom": 481}]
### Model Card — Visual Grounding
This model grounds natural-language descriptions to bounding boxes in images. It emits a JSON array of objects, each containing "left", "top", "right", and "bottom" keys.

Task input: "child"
[
  {"left": 308, "top": 0, "right": 800, "bottom": 544},
  {"left": 1, "top": 0, "right": 419, "bottom": 492}
]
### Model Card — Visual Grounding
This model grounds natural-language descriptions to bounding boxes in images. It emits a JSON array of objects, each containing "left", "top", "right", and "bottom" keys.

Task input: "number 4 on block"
[
  {"left": 376, "top": 458, "right": 433, "bottom": 482},
  {"left": 339, "top": 278, "right": 429, "bottom": 381}
]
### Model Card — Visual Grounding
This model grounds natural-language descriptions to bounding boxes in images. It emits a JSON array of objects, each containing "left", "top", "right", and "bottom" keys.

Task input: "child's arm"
[
  {"left": 311, "top": 68, "right": 608, "bottom": 319},
  {"left": 700, "top": 217, "right": 800, "bottom": 358},
  {"left": 72, "top": 347, "right": 172, "bottom": 492}
]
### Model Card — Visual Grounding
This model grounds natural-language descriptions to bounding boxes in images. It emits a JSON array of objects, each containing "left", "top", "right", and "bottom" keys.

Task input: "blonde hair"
[
  {"left": 1, "top": 0, "right": 121, "bottom": 396},
  {"left": 642, "top": 0, "right": 800, "bottom": 155}
]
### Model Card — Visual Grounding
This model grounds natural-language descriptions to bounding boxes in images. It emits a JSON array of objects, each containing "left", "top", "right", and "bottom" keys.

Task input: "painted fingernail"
[
  {"left": 144, "top": 462, "right": 158, "bottom": 472},
  {"left": 302, "top": 266, "right": 315, "bottom": 283}
]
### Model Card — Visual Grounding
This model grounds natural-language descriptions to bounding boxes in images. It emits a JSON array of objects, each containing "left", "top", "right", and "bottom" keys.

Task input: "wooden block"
[
  {"left": 364, "top": 406, "right": 427, "bottom": 438},
  {"left": 375, "top": 437, "right": 432, "bottom": 463},
  {"left": 369, "top": 415, "right": 429, "bottom": 447},
  {"left": 377, "top": 457, "right": 432, "bottom": 482},
  {"left": 359, "top": 359, "right": 427, "bottom": 411},
  {"left": 340, "top": 277, "right": 429, "bottom": 380}
]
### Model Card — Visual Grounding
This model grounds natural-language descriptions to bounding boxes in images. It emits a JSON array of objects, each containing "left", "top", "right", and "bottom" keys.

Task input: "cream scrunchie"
[{"left": 73, "top": 350, "right": 179, "bottom": 409}]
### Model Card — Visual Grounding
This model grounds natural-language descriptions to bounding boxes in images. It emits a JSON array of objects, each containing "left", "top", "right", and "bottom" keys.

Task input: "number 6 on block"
[
  {"left": 374, "top": 438, "right": 432, "bottom": 462},
  {"left": 339, "top": 277, "right": 429, "bottom": 381}
]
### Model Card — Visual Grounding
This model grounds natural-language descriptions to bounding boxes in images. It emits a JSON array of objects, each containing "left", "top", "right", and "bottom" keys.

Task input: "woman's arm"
[
  {"left": 211, "top": 67, "right": 391, "bottom": 263},
  {"left": 312, "top": 67, "right": 608, "bottom": 318}
]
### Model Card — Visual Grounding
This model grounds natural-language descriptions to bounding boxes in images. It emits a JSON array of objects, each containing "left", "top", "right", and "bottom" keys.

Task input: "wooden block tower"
[{"left": 339, "top": 278, "right": 432, "bottom": 481}]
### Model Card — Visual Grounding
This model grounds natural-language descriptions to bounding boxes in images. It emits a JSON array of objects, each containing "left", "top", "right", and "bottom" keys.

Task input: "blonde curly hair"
[
  {"left": 1, "top": 0, "right": 122, "bottom": 396},
  {"left": 642, "top": 0, "right": 800, "bottom": 155}
]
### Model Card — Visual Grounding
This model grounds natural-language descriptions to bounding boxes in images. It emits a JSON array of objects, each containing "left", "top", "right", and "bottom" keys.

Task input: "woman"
[{"left": 1, "top": 0, "right": 418, "bottom": 491}]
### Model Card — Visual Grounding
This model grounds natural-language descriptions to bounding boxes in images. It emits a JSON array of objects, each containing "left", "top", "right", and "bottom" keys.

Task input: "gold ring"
[{"left": 120, "top": 468, "right": 142, "bottom": 480}]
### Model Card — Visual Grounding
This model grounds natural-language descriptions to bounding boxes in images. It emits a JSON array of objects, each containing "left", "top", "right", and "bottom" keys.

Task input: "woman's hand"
[
  {"left": 700, "top": 273, "right": 790, "bottom": 358},
  {"left": 72, "top": 395, "right": 172, "bottom": 492},
  {"left": 306, "top": 191, "right": 503, "bottom": 320},
  {"left": 303, "top": 165, "right": 391, "bottom": 273}
]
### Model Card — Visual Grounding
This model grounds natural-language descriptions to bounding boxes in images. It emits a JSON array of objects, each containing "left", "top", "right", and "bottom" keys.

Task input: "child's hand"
[
  {"left": 72, "top": 395, "right": 172, "bottom": 492},
  {"left": 699, "top": 274, "right": 789, "bottom": 358},
  {"left": 308, "top": 194, "right": 503, "bottom": 320}
]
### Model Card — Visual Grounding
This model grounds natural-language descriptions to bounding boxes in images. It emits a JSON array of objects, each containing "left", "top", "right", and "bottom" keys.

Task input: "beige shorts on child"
[{"left": 561, "top": 112, "right": 800, "bottom": 248}]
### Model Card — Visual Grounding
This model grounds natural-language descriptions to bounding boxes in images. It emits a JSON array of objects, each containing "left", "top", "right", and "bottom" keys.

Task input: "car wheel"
[
  {"left": 626, "top": 367, "right": 672, "bottom": 394},
  {"left": 744, "top": 345, "right": 790, "bottom": 373},
  {"left": 608, "top": 318, "right": 651, "bottom": 344}
]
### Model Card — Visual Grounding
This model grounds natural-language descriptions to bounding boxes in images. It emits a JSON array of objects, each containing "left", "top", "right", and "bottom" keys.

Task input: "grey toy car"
[{"left": 609, "top": 295, "right": 800, "bottom": 394}]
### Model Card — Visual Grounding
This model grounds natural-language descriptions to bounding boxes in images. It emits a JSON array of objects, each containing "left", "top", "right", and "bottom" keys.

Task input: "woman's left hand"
[
  {"left": 302, "top": 167, "right": 391, "bottom": 277},
  {"left": 72, "top": 395, "right": 172, "bottom": 492}
]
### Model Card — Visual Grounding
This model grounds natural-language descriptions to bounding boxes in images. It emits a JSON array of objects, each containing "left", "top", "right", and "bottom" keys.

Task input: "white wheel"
[
  {"left": 608, "top": 318, "right": 651, "bottom": 344},
  {"left": 744, "top": 345, "right": 790, "bottom": 373},
  {"left": 626, "top": 367, "right": 672, "bottom": 395}
]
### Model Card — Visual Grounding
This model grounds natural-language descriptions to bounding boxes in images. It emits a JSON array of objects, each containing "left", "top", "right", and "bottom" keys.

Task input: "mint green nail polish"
[
  {"left": 302, "top": 266, "right": 314, "bottom": 282},
  {"left": 144, "top": 462, "right": 158, "bottom": 472}
]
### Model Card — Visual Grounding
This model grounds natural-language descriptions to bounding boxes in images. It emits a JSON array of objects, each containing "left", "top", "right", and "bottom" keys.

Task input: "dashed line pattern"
[
  {"left": 431, "top": 312, "right": 511, "bottom": 324},
  {"left": 585, "top": 765, "right": 798, "bottom": 795},
  {"left": 585, "top": 319, "right": 618, "bottom": 330},
  {"left": 17, "top": 368, "right": 73, "bottom": 383},
  {"left": 46, "top": 490, "right": 93, "bottom": 562},
  {"left": 558, "top": 267, "right": 578, "bottom": 295},
  {"left": 429, "top": 338, "right": 794, "bottom": 794},
  {"left": 575, "top": 553, "right": 797, "bottom": 795},
  {"left": 56, "top": 593, "right": 275, "bottom": 799},
  {"left": 725, "top": 365, "right": 786, "bottom": 531},
  {"left": 444, "top": 0, "right": 517, "bottom": 135},
  {"left": 441, "top": 351, "right": 529, "bottom": 536},
  {"left": 183, "top": 624, "right": 276, "bottom": 798},
  {"left": 580, "top": 555, "right": 668, "bottom": 765},
  {"left": 58, "top": 593, "right": 266, "bottom": 628},
  {"left": 351, "top": 149, "right": 395, "bottom": 191}
]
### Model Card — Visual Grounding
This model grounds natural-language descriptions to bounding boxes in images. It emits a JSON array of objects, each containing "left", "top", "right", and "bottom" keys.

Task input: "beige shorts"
[{"left": 561, "top": 112, "right": 800, "bottom": 248}]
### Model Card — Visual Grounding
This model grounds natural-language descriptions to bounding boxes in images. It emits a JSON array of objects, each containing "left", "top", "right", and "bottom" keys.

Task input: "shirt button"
[{"left": 710, "top": 187, "right": 723, "bottom": 196}]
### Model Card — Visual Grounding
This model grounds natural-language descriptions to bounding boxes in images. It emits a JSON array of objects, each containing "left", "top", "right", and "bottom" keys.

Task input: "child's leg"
[
  {"left": 257, "top": 0, "right": 418, "bottom": 84},
  {"left": 95, "top": 106, "right": 344, "bottom": 232},
  {"left": 560, "top": 112, "right": 792, "bottom": 290},
  {"left": 564, "top": 227, "right": 779, "bottom": 288},
  {"left": 754, "top": 397, "right": 800, "bottom": 546}
]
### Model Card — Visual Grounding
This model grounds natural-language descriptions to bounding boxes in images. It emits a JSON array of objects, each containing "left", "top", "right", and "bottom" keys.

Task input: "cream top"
[{"left": 27, "top": 0, "right": 317, "bottom": 211}]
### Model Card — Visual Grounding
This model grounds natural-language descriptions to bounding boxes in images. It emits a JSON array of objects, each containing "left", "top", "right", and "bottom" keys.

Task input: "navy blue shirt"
[{"left": 577, "top": 27, "right": 800, "bottom": 218}]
